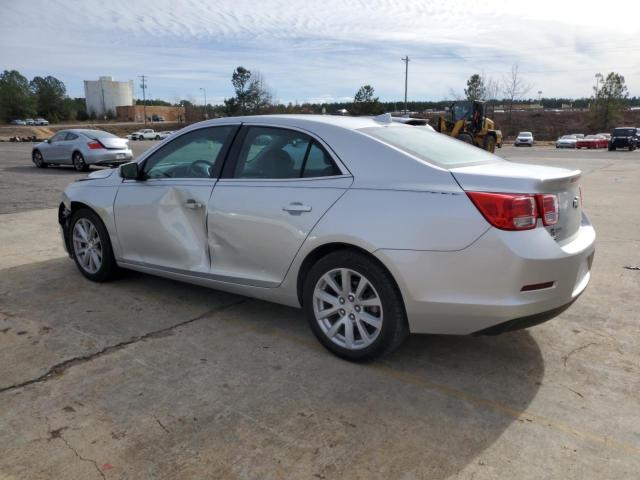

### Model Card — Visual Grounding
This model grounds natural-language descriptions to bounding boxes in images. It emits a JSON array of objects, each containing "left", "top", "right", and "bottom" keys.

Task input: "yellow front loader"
[{"left": 435, "top": 100, "right": 502, "bottom": 153}]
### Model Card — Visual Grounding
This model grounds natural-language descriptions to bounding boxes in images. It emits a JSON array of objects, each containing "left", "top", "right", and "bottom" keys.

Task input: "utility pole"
[
  {"left": 138, "top": 75, "right": 147, "bottom": 124},
  {"left": 401, "top": 56, "right": 410, "bottom": 115},
  {"left": 200, "top": 87, "right": 208, "bottom": 119}
]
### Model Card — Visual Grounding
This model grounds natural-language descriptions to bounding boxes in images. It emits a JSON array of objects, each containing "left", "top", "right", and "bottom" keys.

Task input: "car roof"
[{"left": 192, "top": 114, "right": 401, "bottom": 132}]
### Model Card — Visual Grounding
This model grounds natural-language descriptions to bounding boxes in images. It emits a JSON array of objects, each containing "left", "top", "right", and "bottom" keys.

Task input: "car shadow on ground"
[
  {"left": 1, "top": 259, "right": 543, "bottom": 479},
  {"left": 3, "top": 165, "right": 110, "bottom": 175}
]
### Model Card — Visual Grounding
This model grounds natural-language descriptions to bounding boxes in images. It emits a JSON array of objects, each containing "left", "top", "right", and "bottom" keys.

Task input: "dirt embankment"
[
  {"left": 424, "top": 110, "right": 640, "bottom": 140},
  {"left": 0, "top": 122, "right": 186, "bottom": 141}
]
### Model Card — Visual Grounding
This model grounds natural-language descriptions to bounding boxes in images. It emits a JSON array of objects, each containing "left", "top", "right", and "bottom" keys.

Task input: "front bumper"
[
  {"left": 375, "top": 215, "right": 596, "bottom": 335},
  {"left": 515, "top": 140, "right": 533, "bottom": 146}
]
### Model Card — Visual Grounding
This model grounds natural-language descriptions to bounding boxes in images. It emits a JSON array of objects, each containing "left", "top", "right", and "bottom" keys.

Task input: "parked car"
[
  {"left": 608, "top": 127, "right": 637, "bottom": 151},
  {"left": 58, "top": 115, "right": 595, "bottom": 360},
  {"left": 556, "top": 135, "right": 578, "bottom": 149},
  {"left": 156, "top": 131, "right": 174, "bottom": 140},
  {"left": 34, "top": 118, "right": 49, "bottom": 126},
  {"left": 151, "top": 115, "right": 166, "bottom": 122},
  {"left": 32, "top": 129, "right": 133, "bottom": 171},
  {"left": 514, "top": 131, "right": 534, "bottom": 146},
  {"left": 576, "top": 135, "right": 608, "bottom": 149},
  {"left": 127, "top": 129, "right": 157, "bottom": 141},
  {"left": 25, "top": 118, "right": 35, "bottom": 126},
  {"left": 9, "top": 119, "right": 26, "bottom": 125}
]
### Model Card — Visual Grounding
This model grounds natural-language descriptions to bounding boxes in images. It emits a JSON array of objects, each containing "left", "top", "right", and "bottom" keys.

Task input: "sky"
[{"left": 1, "top": 0, "right": 639, "bottom": 105}]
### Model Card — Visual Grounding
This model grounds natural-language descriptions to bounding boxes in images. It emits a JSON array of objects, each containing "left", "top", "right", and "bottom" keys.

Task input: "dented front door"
[{"left": 113, "top": 178, "right": 214, "bottom": 272}]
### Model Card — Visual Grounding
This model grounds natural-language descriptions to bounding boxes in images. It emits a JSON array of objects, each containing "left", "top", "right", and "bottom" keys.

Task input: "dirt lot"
[
  {"left": 0, "top": 122, "right": 185, "bottom": 142},
  {"left": 1, "top": 143, "right": 639, "bottom": 479}
]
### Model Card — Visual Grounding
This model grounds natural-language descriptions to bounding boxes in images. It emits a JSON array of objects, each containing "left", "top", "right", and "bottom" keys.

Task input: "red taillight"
[
  {"left": 467, "top": 192, "right": 538, "bottom": 230},
  {"left": 538, "top": 194, "right": 559, "bottom": 226},
  {"left": 466, "top": 192, "right": 560, "bottom": 231},
  {"left": 87, "top": 140, "right": 103, "bottom": 150}
]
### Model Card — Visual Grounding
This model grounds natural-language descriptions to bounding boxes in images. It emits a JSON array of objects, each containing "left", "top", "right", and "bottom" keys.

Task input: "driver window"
[{"left": 144, "top": 126, "right": 234, "bottom": 179}]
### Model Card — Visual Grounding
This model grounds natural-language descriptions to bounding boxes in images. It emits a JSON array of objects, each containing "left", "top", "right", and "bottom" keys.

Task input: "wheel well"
[
  {"left": 32, "top": 149, "right": 40, "bottom": 158},
  {"left": 72, "top": 150, "right": 83, "bottom": 159},
  {"left": 296, "top": 243, "right": 402, "bottom": 307}
]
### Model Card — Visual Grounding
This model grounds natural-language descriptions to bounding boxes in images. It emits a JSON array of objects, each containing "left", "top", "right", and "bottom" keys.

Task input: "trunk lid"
[
  {"left": 84, "top": 132, "right": 129, "bottom": 150},
  {"left": 451, "top": 161, "right": 582, "bottom": 242}
]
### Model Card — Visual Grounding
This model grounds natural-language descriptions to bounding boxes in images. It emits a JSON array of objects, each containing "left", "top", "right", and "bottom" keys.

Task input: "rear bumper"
[
  {"left": 375, "top": 214, "right": 596, "bottom": 335},
  {"left": 85, "top": 150, "right": 133, "bottom": 165}
]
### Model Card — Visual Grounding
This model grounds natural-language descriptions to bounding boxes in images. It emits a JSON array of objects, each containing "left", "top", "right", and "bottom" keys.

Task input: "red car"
[{"left": 576, "top": 135, "right": 608, "bottom": 149}]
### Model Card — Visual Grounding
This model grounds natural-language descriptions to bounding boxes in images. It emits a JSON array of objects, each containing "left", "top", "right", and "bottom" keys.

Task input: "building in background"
[
  {"left": 84, "top": 76, "right": 133, "bottom": 118},
  {"left": 116, "top": 105, "right": 186, "bottom": 123}
]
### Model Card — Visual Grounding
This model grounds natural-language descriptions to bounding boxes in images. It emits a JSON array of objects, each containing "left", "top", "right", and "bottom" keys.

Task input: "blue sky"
[{"left": 1, "top": 0, "right": 639, "bottom": 104}]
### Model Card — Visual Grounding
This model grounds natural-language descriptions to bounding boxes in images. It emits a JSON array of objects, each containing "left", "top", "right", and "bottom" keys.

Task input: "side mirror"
[
  {"left": 120, "top": 162, "right": 141, "bottom": 180},
  {"left": 46, "top": 139, "right": 51, "bottom": 144}
]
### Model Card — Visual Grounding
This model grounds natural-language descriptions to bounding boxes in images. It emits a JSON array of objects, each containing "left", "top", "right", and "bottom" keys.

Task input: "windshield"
[
  {"left": 359, "top": 126, "right": 499, "bottom": 168},
  {"left": 518, "top": 132, "right": 532, "bottom": 137},
  {"left": 561, "top": 135, "right": 575, "bottom": 139},
  {"left": 613, "top": 128, "right": 635, "bottom": 136}
]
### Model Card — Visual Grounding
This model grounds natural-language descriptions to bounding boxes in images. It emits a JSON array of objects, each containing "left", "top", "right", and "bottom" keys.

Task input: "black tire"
[
  {"left": 456, "top": 133, "right": 474, "bottom": 145},
  {"left": 303, "top": 250, "right": 408, "bottom": 361},
  {"left": 483, "top": 135, "right": 496, "bottom": 153},
  {"left": 33, "top": 150, "right": 48, "bottom": 168},
  {"left": 72, "top": 152, "right": 89, "bottom": 172},
  {"left": 69, "top": 209, "right": 119, "bottom": 282},
  {"left": 155, "top": 135, "right": 161, "bottom": 140}
]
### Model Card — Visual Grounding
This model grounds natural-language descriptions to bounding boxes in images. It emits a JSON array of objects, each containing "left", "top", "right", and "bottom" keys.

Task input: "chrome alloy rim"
[
  {"left": 313, "top": 268, "right": 383, "bottom": 350},
  {"left": 34, "top": 152, "right": 43, "bottom": 166},
  {"left": 72, "top": 218, "right": 102, "bottom": 274},
  {"left": 73, "top": 154, "right": 85, "bottom": 171}
]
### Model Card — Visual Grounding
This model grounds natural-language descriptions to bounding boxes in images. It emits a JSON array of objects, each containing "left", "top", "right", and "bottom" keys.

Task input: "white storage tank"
[{"left": 84, "top": 76, "right": 134, "bottom": 118}]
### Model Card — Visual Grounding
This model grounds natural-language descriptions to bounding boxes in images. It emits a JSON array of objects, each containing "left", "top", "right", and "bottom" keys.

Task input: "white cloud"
[{"left": 1, "top": 0, "right": 639, "bottom": 102}]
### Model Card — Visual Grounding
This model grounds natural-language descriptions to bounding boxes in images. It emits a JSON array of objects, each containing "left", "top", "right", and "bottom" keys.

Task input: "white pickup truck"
[{"left": 127, "top": 129, "right": 158, "bottom": 141}]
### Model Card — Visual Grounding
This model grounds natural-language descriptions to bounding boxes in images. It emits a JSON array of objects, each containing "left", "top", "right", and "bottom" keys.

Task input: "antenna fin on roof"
[{"left": 372, "top": 113, "right": 392, "bottom": 123}]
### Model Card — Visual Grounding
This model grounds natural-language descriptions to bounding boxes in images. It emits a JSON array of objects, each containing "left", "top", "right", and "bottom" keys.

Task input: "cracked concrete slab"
[{"left": 1, "top": 144, "right": 639, "bottom": 479}]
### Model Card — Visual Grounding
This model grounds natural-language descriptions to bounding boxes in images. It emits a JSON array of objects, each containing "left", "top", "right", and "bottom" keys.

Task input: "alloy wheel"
[
  {"left": 313, "top": 268, "right": 383, "bottom": 350},
  {"left": 72, "top": 218, "right": 102, "bottom": 274},
  {"left": 73, "top": 153, "right": 86, "bottom": 172},
  {"left": 33, "top": 151, "right": 43, "bottom": 167}
]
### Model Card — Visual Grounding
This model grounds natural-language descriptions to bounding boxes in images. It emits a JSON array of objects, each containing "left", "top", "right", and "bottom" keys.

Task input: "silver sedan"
[
  {"left": 58, "top": 115, "right": 595, "bottom": 360},
  {"left": 32, "top": 129, "right": 133, "bottom": 172}
]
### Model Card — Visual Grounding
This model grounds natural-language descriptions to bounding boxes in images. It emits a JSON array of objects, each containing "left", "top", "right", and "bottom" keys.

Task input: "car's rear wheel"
[
  {"left": 33, "top": 150, "right": 47, "bottom": 168},
  {"left": 303, "top": 250, "right": 408, "bottom": 361},
  {"left": 72, "top": 152, "right": 89, "bottom": 172},
  {"left": 70, "top": 209, "right": 118, "bottom": 282}
]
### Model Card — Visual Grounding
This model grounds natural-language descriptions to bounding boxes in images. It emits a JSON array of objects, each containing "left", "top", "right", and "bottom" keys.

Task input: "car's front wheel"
[
  {"left": 303, "top": 250, "right": 408, "bottom": 361},
  {"left": 72, "top": 152, "right": 89, "bottom": 172},
  {"left": 69, "top": 209, "right": 119, "bottom": 282},
  {"left": 33, "top": 150, "right": 47, "bottom": 168}
]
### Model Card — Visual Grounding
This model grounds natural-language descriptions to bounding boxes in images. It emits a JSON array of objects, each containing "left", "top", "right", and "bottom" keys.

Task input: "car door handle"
[
  {"left": 184, "top": 199, "right": 204, "bottom": 209},
  {"left": 283, "top": 202, "right": 312, "bottom": 214}
]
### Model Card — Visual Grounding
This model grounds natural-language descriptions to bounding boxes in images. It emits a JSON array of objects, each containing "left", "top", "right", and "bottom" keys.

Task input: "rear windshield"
[
  {"left": 80, "top": 130, "right": 117, "bottom": 140},
  {"left": 359, "top": 126, "right": 499, "bottom": 168},
  {"left": 613, "top": 128, "right": 635, "bottom": 136}
]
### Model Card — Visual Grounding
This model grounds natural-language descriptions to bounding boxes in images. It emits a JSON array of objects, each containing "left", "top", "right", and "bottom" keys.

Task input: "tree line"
[{"left": 1, "top": 67, "right": 638, "bottom": 128}]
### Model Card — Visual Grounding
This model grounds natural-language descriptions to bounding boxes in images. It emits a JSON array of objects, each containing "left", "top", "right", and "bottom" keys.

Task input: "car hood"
[{"left": 76, "top": 169, "right": 116, "bottom": 182}]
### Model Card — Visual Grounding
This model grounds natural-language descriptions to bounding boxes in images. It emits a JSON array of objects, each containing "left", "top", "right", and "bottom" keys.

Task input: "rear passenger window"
[
  {"left": 303, "top": 142, "right": 341, "bottom": 178},
  {"left": 65, "top": 133, "right": 78, "bottom": 141},
  {"left": 233, "top": 127, "right": 341, "bottom": 179}
]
